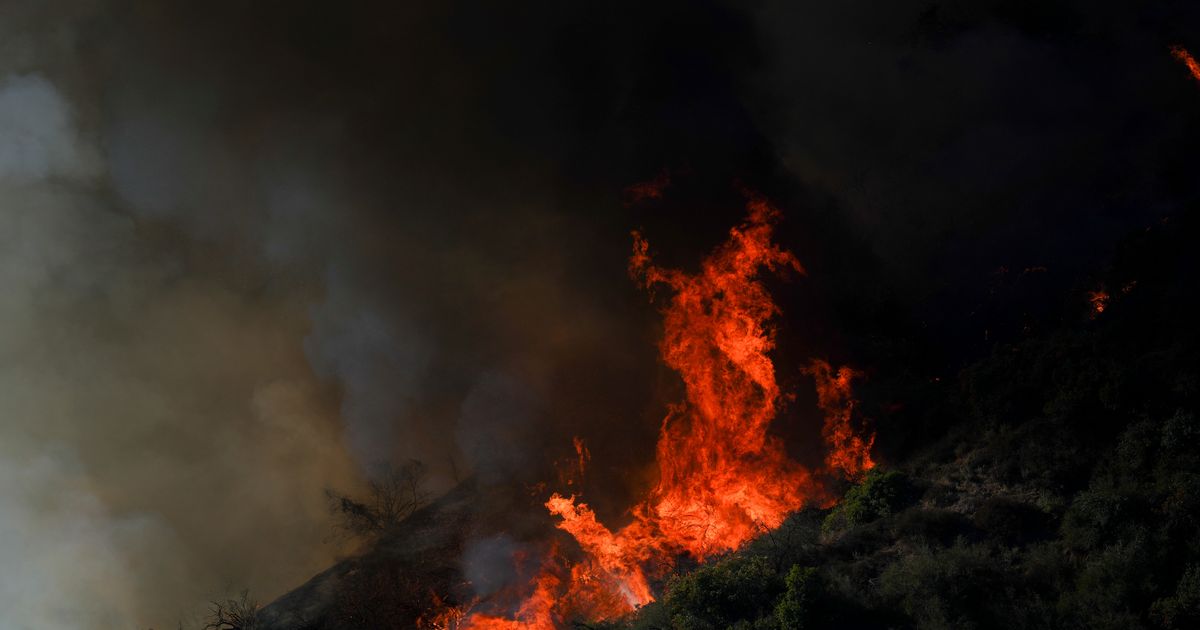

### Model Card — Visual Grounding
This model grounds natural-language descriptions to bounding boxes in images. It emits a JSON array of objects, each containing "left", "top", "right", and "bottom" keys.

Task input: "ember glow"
[
  {"left": 1089, "top": 288, "right": 1110, "bottom": 317},
  {"left": 622, "top": 171, "right": 671, "bottom": 204},
  {"left": 553, "top": 437, "right": 591, "bottom": 489},
  {"left": 445, "top": 199, "right": 874, "bottom": 628},
  {"left": 1171, "top": 45, "right": 1200, "bottom": 83}
]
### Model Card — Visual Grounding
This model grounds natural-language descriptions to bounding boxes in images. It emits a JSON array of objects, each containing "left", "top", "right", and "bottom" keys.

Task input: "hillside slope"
[{"left": 258, "top": 212, "right": 1199, "bottom": 629}]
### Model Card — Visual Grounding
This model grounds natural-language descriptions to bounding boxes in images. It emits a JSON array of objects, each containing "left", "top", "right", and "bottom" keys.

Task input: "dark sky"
[{"left": 2, "top": 1, "right": 1199, "bottom": 627}]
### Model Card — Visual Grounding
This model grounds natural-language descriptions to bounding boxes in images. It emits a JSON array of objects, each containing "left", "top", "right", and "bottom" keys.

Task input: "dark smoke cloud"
[
  {"left": 752, "top": 0, "right": 1200, "bottom": 360},
  {"left": 3, "top": 1, "right": 1200, "bottom": 627}
]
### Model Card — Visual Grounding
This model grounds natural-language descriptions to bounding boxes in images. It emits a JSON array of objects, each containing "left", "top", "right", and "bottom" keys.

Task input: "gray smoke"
[
  {"left": 0, "top": 4, "right": 640, "bottom": 627},
  {"left": 461, "top": 535, "right": 522, "bottom": 598},
  {"left": 0, "top": 69, "right": 366, "bottom": 626}
]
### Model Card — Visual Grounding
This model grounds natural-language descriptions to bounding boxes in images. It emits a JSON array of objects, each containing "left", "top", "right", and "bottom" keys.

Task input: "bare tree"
[
  {"left": 327, "top": 460, "right": 429, "bottom": 539},
  {"left": 203, "top": 591, "right": 259, "bottom": 630}
]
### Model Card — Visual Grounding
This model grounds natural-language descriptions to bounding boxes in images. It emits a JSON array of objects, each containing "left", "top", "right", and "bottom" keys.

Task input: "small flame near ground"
[
  {"left": 1087, "top": 280, "right": 1136, "bottom": 320},
  {"left": 1089, "top": 288, "right": 1110, "bottom": 318},
  {"left": 434, "top": 198, "right": 875, "bottom": 629}
]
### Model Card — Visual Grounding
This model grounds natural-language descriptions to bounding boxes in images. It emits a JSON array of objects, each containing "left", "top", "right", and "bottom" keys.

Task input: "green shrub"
[
  {"left": 1151, "top": 564, "right": 1200, "bottom": 629},
  {"left": 894, "top": 507, "right": 973, "bottom": 547},
  {"left": 1060, "top": 486, "right": 1140, "bottom": 551},
  {"left": 1160, "top": 411, "right": 1199, "bottom": 453},
  {"left": 746, "top": 508, "right": 823, "bottom": 572},
  {"left": 774, "top": 565, "right": 819, "bottom": 629},
  {"left": 822, "top": 470, "right": 912, "bottom": 537},
  {"left": 665, "top": 555, "right": 781, "bottom": 630},
  {"left": 1060, "top": 533, "right": 1157, "bottom": 630},
  {"left": 878, "top": 540, "right": 1031, "bottom": 630},
  {"left": 973, "top": 497, "right": 1053, "bottom": 546}
]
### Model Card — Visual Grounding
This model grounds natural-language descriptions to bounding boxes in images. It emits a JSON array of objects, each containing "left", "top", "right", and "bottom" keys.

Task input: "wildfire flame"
[
  {"left": 450, "top": 197, "right": 874, "bottom": 628},
  {"left": 805, "top": 360, "right": 875, "bottom": 478},
  {"left": 620, "top": 197, "right": 821, "bottom": 555},
  {"left": 442, "top": 545, "right": 569, "bottom": 630},
  {"left": 459, "top": 570, "right": 560, "bottom": 629},
  {"left": 1171, "top": 45, "right": 1200, "bottom": 83}
]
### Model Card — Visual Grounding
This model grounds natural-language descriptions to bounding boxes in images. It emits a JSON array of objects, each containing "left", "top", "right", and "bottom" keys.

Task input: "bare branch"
[
  {"left": 202, "top": 590, "right": 259, "bottom": 630},
  {"left": 327, "top": 460, "right": 429, "bottom": 540}
]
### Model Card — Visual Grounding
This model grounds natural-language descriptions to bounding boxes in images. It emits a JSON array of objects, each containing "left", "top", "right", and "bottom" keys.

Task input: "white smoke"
[
  {"left": 0, "top": 74, "right": 99, "bottom": 182},
  {"left": 0, "top": 73, "right": 359, "bottom": 628}
]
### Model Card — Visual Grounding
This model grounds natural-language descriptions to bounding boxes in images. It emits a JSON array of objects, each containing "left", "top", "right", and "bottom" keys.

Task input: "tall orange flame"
[
  {"left": 455, "top": 198, "right": 874, "bottom": 628},
  {"left": 623, "top": 196, "right": 822, "bottom": 559}
]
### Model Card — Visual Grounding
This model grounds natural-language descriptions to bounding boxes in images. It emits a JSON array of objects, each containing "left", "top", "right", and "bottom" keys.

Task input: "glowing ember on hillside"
[
  {"left": 623, "top": 171, "right": 671, "bottom": 204},
  {"left": 554, "top": 437, "right": 591, "bottom": 489},
  {"left": 451, "top": 198, "right": 874, "bottom": 628},
  {"left": 572, "top": 437, "right": 589, "bottom": 481},
  {"left": 1089, "top": 288, "right": 1110, "bottom": 317},
  {"left": 419, "top": 593, "right": 468, "bottom": 629},
  {"left": 1171, "top": 45, "right": 1200, "bottom": 83}
]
